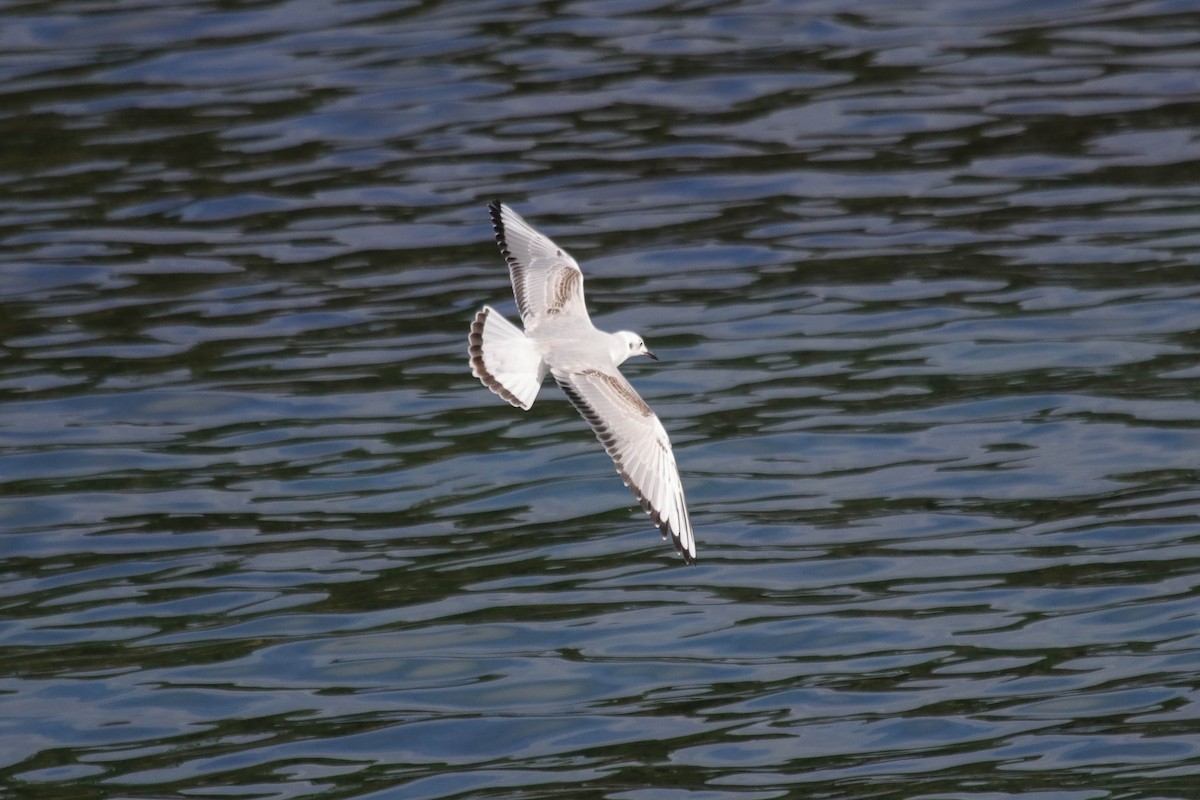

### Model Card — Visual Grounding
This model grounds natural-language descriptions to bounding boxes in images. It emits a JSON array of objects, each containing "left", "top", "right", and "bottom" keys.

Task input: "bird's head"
[{"left": 613, "top": 330, "right": 657, "bottom": 365}]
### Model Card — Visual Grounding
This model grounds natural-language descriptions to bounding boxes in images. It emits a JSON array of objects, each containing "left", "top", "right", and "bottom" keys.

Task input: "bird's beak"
[{"left": 644, "top": 349, "right": 658, "bottom": 361}]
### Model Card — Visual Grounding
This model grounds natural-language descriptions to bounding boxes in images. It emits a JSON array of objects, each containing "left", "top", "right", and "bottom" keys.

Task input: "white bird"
[{"left": 468, "top": 201, "right": 696, "bottom": 564}]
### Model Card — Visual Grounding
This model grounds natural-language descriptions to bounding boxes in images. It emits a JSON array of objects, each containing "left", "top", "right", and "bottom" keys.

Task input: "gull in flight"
[{"left": 468, "top": 201, "right": 696, "bottom": 564}]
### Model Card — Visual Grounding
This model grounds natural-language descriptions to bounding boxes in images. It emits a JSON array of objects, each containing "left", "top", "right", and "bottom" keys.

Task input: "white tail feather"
[{"left": 468, "top": 306, "right": 546, "bottom": 410}]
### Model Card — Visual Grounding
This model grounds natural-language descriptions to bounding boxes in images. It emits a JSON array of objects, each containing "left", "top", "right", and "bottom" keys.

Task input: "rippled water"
[{"left": 4, "top": 1, "right": 1200, "bottom": 798}]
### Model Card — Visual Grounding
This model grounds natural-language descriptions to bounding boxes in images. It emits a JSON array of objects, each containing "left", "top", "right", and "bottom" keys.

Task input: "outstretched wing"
[
  {"left": 554, "top": 366, "right": 696, "bottom": 564},
  {"left": 490, "top": 201, "right": 590, "bottom": 329}
]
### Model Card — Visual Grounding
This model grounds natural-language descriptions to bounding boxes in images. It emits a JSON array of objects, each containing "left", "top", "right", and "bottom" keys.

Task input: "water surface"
[{"left": 2, "top": 1, "right": 1200, "bottom": 798}]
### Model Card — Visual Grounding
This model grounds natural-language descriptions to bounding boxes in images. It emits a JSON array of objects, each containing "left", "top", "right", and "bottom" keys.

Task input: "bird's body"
[{"left": 468, "top": 201, "right": 696, "bottom": 564}]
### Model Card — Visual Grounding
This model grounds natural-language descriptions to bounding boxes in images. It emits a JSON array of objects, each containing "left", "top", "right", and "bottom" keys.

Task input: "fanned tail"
[{"left": 468, "top": 306, "right": 546, "bottom": 410}]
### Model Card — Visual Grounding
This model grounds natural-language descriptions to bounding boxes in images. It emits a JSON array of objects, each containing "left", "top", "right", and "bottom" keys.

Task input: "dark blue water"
[{"left": 3, "top": 1, "right": 1200, "bottom": 798}]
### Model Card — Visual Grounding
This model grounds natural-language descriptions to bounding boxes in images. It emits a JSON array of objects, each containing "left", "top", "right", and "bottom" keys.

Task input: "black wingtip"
[{"left": 489, "top": 200, "right": 512, "bottom": 264}]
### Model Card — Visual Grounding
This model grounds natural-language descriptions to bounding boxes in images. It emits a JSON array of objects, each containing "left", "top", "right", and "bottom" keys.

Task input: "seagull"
[{"left": 468, "top": 201, "right": 696, "bottom": 564}]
